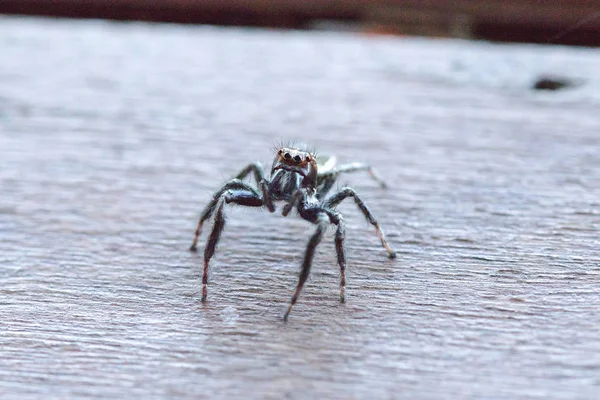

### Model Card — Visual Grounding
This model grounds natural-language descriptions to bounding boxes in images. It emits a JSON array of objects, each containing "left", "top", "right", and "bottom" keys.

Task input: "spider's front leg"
[
  {"left": 200, "top": 189, "right": 264, "bottom": 301},
  {"left": 190, "top": 178, "right": 273, "bottom": 252},
  {"left": 331, "top": 212, "right": 347, "bottom": 303},
  {"left": 284, "top": 210, "right": 330, "bottom": 321},
  {"left": 324, "top": 187, "right": 396, "bottom": 259},
  {"left": 190, "top": 179, "right": 256, "bottom": 251},
  {"left": 282, "top": 190, "right": 347, "bottom": 321}
]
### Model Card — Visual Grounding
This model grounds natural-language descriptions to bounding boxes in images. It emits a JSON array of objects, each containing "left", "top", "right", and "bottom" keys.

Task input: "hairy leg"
[
  {"left": 334, "top": 163, "right": 388, "bottom": 189},
  {"left": 316, "top": 163, "right": 388, "bottom": 200},
  {"left": 201, "top": 190, "right": 263, "bottom": 301},
  {"left": 190, "top": 179, "right": 260, "bottom": 251},
  {"left": 235, "top": 162, "right": 274, "bottom": 212},
  {"left": 234, "top": 162, "right": 266, "bottom": 184},
  {"left": 202, "top": 199, "right": 225, "bottom": 301},
  {"left": 325, "top": 188, "right": 396, "bottom": 259},
  {"left": 283, "top": 213, "right": 329, "bottom": 321},
  {"left": 333, "top": 215, "right": 347, "bottom": 302}
]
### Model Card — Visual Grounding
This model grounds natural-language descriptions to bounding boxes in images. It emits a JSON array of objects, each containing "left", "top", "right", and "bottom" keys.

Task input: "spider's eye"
[
  {"left": 284, "top": 152, "right": 292, "bottom": 160},
  {"left": 293, "top": 155, "right": 302, "bottom": 164},
  {"left": 305, "top": 156, "right": 310, "bottom": 162}
]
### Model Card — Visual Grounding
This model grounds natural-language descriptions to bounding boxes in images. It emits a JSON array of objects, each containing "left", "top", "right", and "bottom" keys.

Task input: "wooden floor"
[
  {"left": 1, "top": 15, "right": 599, "bottom": 400},
  {"left": 1, "top": 0, "right": 600, "bottom": 45}
]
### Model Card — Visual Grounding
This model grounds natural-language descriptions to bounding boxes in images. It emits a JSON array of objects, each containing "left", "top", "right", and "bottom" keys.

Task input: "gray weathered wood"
[{"left": 0, "top": 16, "right": 599, "bottom": 399}]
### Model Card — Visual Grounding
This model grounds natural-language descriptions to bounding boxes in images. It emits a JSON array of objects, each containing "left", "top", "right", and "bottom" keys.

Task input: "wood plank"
[{"left": 1, "top": 16, "right": 600, "bottom": 399}]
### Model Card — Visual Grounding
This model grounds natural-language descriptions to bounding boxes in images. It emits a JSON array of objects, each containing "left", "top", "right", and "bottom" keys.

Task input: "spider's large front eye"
[{"left": 293, "top": 155, "right": 302, "bottom": 164}]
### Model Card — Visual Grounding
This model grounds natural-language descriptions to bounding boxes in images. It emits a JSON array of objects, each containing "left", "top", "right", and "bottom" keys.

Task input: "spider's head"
[{"left": 271, "top": 147, "right": 318, "bottom": 188}]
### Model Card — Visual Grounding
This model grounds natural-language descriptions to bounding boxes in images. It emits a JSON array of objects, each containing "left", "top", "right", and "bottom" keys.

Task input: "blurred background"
[{"left": 2, "top": 0, "right": 600, "bottom": 46}]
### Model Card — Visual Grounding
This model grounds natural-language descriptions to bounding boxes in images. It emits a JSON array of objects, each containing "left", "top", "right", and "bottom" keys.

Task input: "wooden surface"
[{"left": 1, "top": 16, "right": 600, "bottom": 399}]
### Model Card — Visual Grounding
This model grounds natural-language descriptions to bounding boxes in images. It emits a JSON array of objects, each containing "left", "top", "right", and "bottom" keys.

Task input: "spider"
[{"left": 189, "top": 145, "right": 396, "bottom": 321}]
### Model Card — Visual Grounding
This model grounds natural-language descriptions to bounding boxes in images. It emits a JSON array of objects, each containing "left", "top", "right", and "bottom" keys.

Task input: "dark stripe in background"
[{"left": 2, "top": 0, "right": 600, "bottom": 46}]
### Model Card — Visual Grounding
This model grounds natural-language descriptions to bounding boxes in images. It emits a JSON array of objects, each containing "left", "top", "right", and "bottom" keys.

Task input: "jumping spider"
[{"left": 190, "top": 145, "right": 396, "bottom": 321}]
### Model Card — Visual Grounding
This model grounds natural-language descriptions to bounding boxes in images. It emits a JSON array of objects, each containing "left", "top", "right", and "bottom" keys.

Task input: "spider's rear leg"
[
  {"left": 335, "top": 163, "right": 388, "bottom": 189},
  {"left": 317, "top": 163, "right": 388, "bottom": 200},
  {"left": 325, "top": 188, "right": 396, "bottom": 259},
  {"left": 201, "top": 189, "right": 263, "bottom": 302},
  {"left": 190, "top": 179, "right": 266, "bottom": 252}
]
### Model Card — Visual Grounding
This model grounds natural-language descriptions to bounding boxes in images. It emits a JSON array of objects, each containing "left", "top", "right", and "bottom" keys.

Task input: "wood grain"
[{"left": 0, "top": 16, "right": 599, "bottom": 399}]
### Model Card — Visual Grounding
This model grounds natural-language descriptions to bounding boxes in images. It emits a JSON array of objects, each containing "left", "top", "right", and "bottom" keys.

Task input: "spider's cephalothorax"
[
  {"left": 189, "top": 145, "right": 396, "bottom": 321},
  {"left": 269, "top": 147, "right": 318, "bottom": 200}
]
